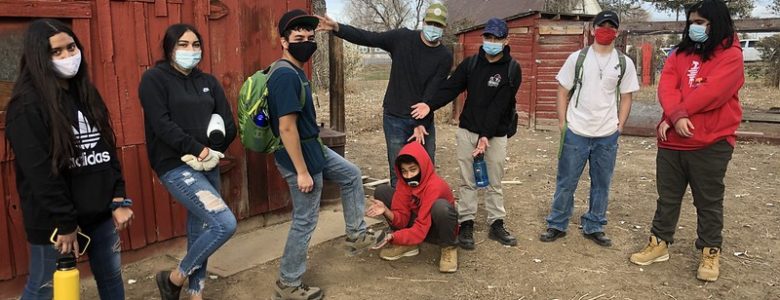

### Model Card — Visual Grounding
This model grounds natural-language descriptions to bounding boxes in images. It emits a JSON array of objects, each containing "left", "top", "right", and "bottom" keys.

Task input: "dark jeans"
[
  {"left": 383, "top": 113, "right": 436, "bottom": 187},
  {"left": 22, "top": 218, "right": 124, "bottom": 300},
  {"left": 374, "top": 184, "right": 457, "bottom": 246},
  {"left": 651, "top": 140, "right": 733, "bottom": 249}
]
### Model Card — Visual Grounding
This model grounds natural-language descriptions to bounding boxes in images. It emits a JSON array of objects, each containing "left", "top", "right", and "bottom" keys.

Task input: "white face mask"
[{"left": 52, "top": 50, "right": 82, "bottom": 79}]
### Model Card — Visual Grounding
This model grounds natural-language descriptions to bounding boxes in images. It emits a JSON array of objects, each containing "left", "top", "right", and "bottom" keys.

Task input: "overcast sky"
[{"left": 323, "top": 0, "right": 778, "bottom": 22}]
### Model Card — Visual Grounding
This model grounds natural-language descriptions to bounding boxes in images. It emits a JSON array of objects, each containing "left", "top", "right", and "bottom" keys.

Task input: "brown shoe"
[
  {"left": 439, "top": 246, "right": 458, "bottom": 273},
  {"left": 697, "top": 247, "right": 720, "bottom": 282},
  {"left": 379, "top": 244, "right": 419, "bottom": 261},
  {"left": 630, "top": 236, "right": 670, "bottom": 266}
]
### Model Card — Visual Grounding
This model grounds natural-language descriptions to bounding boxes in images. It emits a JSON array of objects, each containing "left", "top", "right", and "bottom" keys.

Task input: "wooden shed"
[
  {"left": 454, "top": 11, "right": 595, "bottom": 130},
  {"left": 0, "top": 0, "right": 310, "bottom": 284}
]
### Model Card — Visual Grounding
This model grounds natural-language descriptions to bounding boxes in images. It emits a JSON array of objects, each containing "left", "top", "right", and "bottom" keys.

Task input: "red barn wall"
[{"left": 0, "top": 0, "right": 311, "bottom": 283}]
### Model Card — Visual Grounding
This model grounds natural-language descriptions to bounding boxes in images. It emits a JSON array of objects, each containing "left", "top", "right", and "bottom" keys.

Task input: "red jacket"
[
  {"left": 657, "top": 38, "right": 743, "bottom": 150},
  {"left": 389, "top": 143, "right": 455, "bottom": 245}
]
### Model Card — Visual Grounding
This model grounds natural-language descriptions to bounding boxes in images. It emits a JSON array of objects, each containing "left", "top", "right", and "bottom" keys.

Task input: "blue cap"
[{"left": 483, "top": 18, "right": 508, "bottom": 38}]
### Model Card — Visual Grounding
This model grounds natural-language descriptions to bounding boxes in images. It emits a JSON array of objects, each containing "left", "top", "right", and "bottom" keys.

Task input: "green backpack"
[{"left": 238, "top": 60, "right": 305, "bottom": 153}]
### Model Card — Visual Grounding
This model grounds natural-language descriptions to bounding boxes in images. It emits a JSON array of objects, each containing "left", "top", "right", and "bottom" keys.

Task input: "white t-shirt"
[{"left": 556, "top": 48, "right": 640, "bottom": 137}]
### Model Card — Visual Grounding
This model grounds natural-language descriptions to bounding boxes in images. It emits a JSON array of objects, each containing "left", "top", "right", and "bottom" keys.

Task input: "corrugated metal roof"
[
  {"left": 445, "top": 0, "right": 600, "bottom": 27},
  {"left": 446, "top": 0, "right": 545, "bottom": 26}
]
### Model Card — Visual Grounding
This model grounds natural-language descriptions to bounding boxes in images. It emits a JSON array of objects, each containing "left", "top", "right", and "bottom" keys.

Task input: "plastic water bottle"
[
  {"left": 473, "top": 154, "right": 489, "bottom": 188},
  {"left": 53, "top": 256, "right": 79, "bottom": 300},
  {"left": 253, "top": 109, "right": 269, "bottom": 127}
]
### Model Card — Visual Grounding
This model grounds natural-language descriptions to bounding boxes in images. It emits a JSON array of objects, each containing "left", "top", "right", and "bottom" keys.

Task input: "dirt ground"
[{"left": 93, "top": 70, "right": 780, "bottom": 299}]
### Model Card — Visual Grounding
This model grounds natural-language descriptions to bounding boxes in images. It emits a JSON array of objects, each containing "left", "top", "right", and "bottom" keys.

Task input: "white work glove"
[
  {"left": 201, "top": 149, "right": 224, "bottom": 171},
  {"left": 181, "top": 154, "right": 205, "bottom": 171}
]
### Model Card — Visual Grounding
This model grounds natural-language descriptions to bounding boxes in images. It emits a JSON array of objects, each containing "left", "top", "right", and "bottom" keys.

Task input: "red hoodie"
[
  {"left": 657, "top": 38, "right": 743, "bottom": 150},
  {"left": 389, "top": 142, "right": 455, "bottom": 246}
]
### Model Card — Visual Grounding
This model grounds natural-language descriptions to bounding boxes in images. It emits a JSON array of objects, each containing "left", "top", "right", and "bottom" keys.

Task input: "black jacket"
[
  {"left": 138, "top": 63, "right": 236, "bottom": 176},
  {"left": 428, "top": 46, "right": 521, "bottom": 138},
  {"left": 335, "top": 24, "right": 453, "bottom": 125},
  {"left": 5, "top": 87, "right": 125, "bottom": 244}
]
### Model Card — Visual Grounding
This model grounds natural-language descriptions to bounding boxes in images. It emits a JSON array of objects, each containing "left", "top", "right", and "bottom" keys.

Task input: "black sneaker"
[
  {"left": 539, "top": 228, "right": 567, "bottom": 242},
  {"left": 488, "top": 219, "right": 517, "bottom": 246},
  {"left": 155, "top": 271, "right": 182, "bottom": 300},
  {"left": 458, "top": 220, "right": 475, "bottom": 250},
  {"left": 583, "top": 232, "right": 612, "bottom": 247}
]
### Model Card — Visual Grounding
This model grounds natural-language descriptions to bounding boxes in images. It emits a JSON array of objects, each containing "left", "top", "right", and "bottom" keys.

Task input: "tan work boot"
[
  {"left": 630, "top": 236, "right": 670, "bottom": 266},
  {"left": 439, "top": 246, "right": 458, "bottom": 273},
  {"left": 379, "top": 244, "right": 419, "bottom": 261},
  {"left": 697, "top": 247, "right": 720, "bottom": 282}
]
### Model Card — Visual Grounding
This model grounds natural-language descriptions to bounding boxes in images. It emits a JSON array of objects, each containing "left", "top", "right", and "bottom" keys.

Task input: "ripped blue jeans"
[
  {"left": 22, "top": 218, "right": 124, "bottom": 300},
  {"left": 161, "top": 165, "right": 237, "bottom": 296}
]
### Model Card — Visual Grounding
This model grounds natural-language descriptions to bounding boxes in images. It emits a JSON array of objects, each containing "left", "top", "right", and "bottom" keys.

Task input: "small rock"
[
  {"left": 663, "top": 282, "right": 669, "bottom": 286},
  {"left": 767, "top": 203, "right": 775, "bottom": 207},
  {"left": 128, "top": 279, "right": 137, "bottom": 285},
  {"left": 209, "top": 275, "right": 219, "bottom": 280},
  {"left": 532, "top": 258, "right": 543, "bottom": 263},
  {"left": 634, "top": 225, "right": 642, "bottom": 229},
  {"left": 639, "top": 268, "right": 644, "bottom": 272}
]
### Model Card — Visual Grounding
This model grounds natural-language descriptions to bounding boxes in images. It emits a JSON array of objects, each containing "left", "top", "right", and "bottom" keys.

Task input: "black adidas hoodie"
[
  {"left": 5, "top": 85, "right": 125, "bottom": 244},
  {"left": 138, "top": 63, "right": 236, "bottom": 177}
]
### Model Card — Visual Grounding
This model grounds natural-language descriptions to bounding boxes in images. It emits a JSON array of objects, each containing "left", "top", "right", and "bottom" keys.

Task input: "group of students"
[{"left": 3, "top": 0, "right": 743, "bottom": 299}]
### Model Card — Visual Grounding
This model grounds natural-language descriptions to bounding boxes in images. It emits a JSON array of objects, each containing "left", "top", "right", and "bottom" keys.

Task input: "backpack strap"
[
  {"left": 615, "top": 50, "right": 627, "bottom": 105},
  {"left": 568, "top": 46, "right": 590, "bottom": 108},
  {"left": 507, "top": 59, "right": 520, "bottom": 88},
  {"left": 269, "top": 60, "right": 307, "bottom": 108}
]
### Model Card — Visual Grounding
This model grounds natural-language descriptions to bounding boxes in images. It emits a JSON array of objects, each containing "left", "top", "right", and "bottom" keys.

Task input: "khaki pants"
[{"left": 456, "top": 128, "right": 508, "bottom": 225}]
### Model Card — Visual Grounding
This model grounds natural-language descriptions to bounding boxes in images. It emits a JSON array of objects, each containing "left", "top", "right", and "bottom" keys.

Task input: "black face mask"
[
  {"left": 402, "top": 172, "right": 422, "bottom": 187},
  {"left": 287, "top": 41, "right": 317, "bottom": 63}
]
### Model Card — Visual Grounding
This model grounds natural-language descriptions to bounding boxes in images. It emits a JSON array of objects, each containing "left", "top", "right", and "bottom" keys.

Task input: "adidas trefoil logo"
[{"left": 70, "top": 110, "right": 111, "bottom": 168}]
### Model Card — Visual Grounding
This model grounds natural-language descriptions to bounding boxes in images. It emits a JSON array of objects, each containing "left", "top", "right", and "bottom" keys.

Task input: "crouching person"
[{"left": 367, "top": 142, "right": 459, "bottom": 273}]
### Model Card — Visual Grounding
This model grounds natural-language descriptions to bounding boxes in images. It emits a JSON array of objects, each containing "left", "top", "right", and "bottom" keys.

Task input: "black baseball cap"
[
  {"left": 278, "top": 9, "right": 320, "bottom": 36},
  {"left": 593, "top": 10, "right": 619, "bottom": 28}
]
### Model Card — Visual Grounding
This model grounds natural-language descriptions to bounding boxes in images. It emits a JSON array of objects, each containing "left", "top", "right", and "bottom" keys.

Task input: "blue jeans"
[
  {"left": 546, "top": 129, "right": 619, "bottom": 234},
  {"left": 161, "top": 165, "right": 237, "bottom": 295},
  {"left": 275, "top": 147, "right": 368, "bottom": 286},
  {"left": 22, "top": 218, "right": 124, "bottom": 300},
  {"left": 383, "top": 113, "right": 436, "bottom": 187}
]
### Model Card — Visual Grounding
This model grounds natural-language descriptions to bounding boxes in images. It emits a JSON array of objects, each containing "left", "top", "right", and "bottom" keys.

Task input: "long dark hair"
[
  {"left": 9, "top": 19, "right": 115, "bottom": 174},
  {"left": 157, "top": 23, "right": 203, "bottom": 64},
  {"left": 675, "top": 0, "right": 735, "bottom": 62}
]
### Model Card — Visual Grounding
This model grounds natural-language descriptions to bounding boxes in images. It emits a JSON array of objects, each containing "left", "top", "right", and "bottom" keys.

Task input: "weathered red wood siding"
[{"left": 0, "top": 0, "right": 311, "bottom": 283}]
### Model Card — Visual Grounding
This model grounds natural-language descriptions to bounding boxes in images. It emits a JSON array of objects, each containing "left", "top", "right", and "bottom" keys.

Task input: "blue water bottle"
[
  {"left": 473, "top": 154, "right": 489, "bottom": 188},
  {"left": 253, "top": 109, "right": 269, "bottom": 127}
]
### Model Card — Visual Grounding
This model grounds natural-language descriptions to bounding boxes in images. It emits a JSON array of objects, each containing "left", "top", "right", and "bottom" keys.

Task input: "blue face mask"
[
  {"left": 482, "top": 41, "right": 504, "bottom": 56},
  {"left": 175, "top": 50, "right": 202, "bottom": 70},
  {"left": 689, "top": 24, "right": 709, "bottom": 43},
  {"left": 422, "top": 25, "right": 443, "bottom": 42}
]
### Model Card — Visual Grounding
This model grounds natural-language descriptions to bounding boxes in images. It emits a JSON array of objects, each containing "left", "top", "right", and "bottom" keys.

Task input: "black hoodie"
[
  {"left": 138, "top": 63, "right": 237, "bottom": 176},
  {"left": 334, "top": 24, "right": 453, "bottom": 125},
  {"left": 427, "top": 46, "right": 521, "bottom": 138},
  {"left": 5, "top": 86, "right": 125, "bottom": 244}
]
